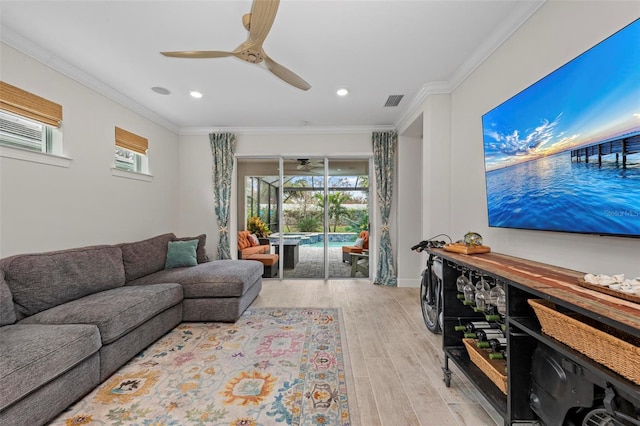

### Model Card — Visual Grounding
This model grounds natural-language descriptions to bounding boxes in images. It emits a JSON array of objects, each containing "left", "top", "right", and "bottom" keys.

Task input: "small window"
[
  {"left": 0, "top": 81, "right": 63, "bottom": 155},
  {"left": 0, "top": 110, "right": 52, "bottom": 152},
  {"left": 115, "top": 146, "right": 144, "bottom": 172},
  {"left": 114, "top": 127, "right": 149, "bottom": 174}
]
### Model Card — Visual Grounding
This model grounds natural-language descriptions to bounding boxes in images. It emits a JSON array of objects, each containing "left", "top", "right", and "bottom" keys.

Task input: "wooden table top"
[{"left": 429, "top": 249, "right": 640, "bottom": 335}]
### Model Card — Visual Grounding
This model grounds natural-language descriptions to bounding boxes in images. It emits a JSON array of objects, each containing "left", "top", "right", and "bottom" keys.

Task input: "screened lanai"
[{"left": 238, "top": 158, "right": 371, "bottom": 279}]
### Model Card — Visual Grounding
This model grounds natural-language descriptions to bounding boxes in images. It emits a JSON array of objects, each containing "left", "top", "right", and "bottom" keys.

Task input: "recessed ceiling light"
[
  {"left": 336, "top": 88, "right": 349, "bottom": 97},
  {"left": 151, "top": 86, "right": 170, "bottom": 95},
  {"left": 189, "top": 90, "right": 203, "bottom": 99}
]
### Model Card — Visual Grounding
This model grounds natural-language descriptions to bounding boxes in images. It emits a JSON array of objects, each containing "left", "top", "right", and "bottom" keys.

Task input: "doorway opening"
[{"left": 237, "top": 157, "right": 371, "bottom": 279}]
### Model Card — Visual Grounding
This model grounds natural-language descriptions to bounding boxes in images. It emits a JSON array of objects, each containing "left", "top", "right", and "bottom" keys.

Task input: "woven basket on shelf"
[
  {"left": 462, "top": 338, "right": 507, "bottom": 394},
  {"left": 528, "top": 299, "right": 640, "bottom": 385}
]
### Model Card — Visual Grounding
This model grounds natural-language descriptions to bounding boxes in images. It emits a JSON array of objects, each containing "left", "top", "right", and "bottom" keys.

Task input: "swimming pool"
[
  {"left": 268, "top": 232, "right": 358, "bottom": 246},
  {"left": 307, "top": 241, "right": 356, "bottom": 248}
]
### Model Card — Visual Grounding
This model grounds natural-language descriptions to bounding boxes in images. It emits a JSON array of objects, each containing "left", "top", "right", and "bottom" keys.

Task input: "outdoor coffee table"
[{"left": 272, "top": 239, "right": 300, "bottom": 269}]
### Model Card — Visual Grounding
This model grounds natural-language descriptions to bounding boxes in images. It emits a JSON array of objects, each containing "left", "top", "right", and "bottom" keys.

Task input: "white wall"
[
  {"left": 178, "top": 134, "right": 220, "bottom": 258},
  {"left": 178, "top": 132, "right": 377, "bottom": 261},
  {"left": 397, "top": 118, "right": 423, "bottom": 287},
  {"left": 447, "top": 1, "right": 640, "bottom": 277},
  {"left": 396, "top": 94, "right": 454, "bottom": 287},
  {"left": 0, "top": 44, "right": 180, "bottom": 256}
]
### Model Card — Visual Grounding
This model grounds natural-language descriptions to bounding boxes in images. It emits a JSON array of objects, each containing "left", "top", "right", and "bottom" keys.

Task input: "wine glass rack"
[{"left": 427, "top": 248, "right": 640, "bottom": 425}]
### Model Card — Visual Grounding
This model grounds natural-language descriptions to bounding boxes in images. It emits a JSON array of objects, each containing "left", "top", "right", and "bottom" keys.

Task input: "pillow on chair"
[
  {"left": 354, "top": 238, "right": 365, "bottom": 248},
  {"left": 248, "top": 234, "right": 260, "bottom": 247}
]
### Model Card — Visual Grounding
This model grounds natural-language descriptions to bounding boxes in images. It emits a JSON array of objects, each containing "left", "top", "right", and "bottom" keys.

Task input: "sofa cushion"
[
  {"left": 165, "top": 239, "right": 198, "bottom": 269},
  {"left": 0, "top": 323, "right": 101, "bottom": 411},
  {"left": 120, "top": 233, "right": 175, "bottom": 282},
  {"left": 19, "top": 283, "right": 183, "bottom": 345},
  {"left": 239, "top": 244, "right": 269, "bottom": 259},
  {"left": 0, "top": 270, "right": 16, "bottom": 325},
  {"left": 172, "top": 234, "right": 208, "bottom": 264},
  {"left": 237, "top": 231, "right": 252, "bottom": 250},
  {"left": 127, "top": 260, "right": 263, "bottom": 298},
  {"left": 0, "top": 245, "right": 126, "bottom": 319}
]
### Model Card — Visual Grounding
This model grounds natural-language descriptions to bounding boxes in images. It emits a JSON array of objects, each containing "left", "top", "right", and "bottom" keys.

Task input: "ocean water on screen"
[{"left": 486, "top": 152, "right": 640, "bottom": 236}]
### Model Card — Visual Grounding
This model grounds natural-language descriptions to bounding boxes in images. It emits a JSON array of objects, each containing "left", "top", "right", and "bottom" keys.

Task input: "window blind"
[
  {"left": 0, "top": 81, "right": 62, "bottom": 128},
  {"left": 115, "top": 127, "right": 148, "bottom": 155}
]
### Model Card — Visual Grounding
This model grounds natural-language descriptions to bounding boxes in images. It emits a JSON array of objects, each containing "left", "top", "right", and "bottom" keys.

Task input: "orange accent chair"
[
  {"left": 237, "top": 230, "right": 270, "bottom": 259},
  {"left": 342, "top": 230, "right": 369, "bottom": 263}
]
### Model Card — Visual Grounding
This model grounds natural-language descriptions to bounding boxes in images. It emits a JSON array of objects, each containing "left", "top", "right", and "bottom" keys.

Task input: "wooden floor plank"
[
  {"left": 366, "top": 357, "right": 421, "bottom": 426},
  {"left": 354, "top": 376, "right": 383, "bottom": 426}
]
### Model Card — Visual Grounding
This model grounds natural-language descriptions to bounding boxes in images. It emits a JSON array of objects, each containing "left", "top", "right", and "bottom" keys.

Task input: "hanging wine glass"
[
  {"left": 475, "top": 289, "right": 488, "bottom": 311},
  {"left": 475, "top": 276, "right": 491, "bottom": 311},
  {"left": 456, "top": 268, "right": 470, "bottom": 293},
  {"left": 489, "top": 281, "right": 505, "bottom": 308},
  {"left": 475, "top": 275, "right": 490, "bottom": 293},
  {"left": 492, "top": 282, "right": 507, "bottom": 315},
  {"left": 496, "top": 294, "right": 507, "bottom": 316},
  {"left": 463, "top": 270, "right": 475, "bottom": 303}
]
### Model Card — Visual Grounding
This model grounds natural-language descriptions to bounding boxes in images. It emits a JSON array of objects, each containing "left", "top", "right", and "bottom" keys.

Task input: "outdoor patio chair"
[{"left": 342, "top": 230, "right": 369, "bottom": 263}]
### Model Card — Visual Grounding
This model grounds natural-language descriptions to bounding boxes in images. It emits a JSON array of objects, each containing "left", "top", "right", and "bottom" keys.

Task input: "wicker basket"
[
  {"left": 528, "top": 299, "right": 640, "bottom": 385},
  {"left": 462, "top": 338, "right": 507, "bottom": 394}
]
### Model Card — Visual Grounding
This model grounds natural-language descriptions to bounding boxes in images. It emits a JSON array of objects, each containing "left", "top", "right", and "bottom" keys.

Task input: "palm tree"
[{"left": 315, "top": 192, "right": 352, "bottom": 232}]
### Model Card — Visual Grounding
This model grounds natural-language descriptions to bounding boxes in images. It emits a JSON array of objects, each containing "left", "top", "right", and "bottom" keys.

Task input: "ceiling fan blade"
[
  {"left": 263, "top": 52, "right": 311, "bottom": 91},
  {"left": 243, "top": 0, "right": 280, "bottom": 49},
  {"left": 160, "top": 50, "right": 234, "bottom": 59}
]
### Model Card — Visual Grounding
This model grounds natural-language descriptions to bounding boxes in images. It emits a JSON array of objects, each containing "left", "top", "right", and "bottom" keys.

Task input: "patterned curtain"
[
  {"left": 209, "top": 132, "right": 236, "bottom": 260},
  {"left": 372, "top": 131, "right": 398, "bottom": 286}
]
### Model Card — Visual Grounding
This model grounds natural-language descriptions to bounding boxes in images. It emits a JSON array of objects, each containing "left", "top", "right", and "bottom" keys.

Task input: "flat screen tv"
[{"left": 481, "top": 19, "right": 640, "bottom": 238}]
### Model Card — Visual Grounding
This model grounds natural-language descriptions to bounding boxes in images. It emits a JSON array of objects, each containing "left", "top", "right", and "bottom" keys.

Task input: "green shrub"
[{"left": 297, "top": 215, "right": 321, "bottom": 232}]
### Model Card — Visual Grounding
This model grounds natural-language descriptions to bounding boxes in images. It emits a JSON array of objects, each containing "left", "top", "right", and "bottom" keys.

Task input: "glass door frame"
[{"left": 236, "top": 155, "right": 372, "bottom": 280}]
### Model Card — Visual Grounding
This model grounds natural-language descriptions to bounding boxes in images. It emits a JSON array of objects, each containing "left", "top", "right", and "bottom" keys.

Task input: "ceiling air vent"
[{"left": 384, "top": 95, "right": 404, "bottom": 107}]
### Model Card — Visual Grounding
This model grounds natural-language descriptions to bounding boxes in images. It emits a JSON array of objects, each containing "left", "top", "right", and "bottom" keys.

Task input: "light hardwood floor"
[{"left": 252, "top": 279, "right": 501, "bottom": 426}]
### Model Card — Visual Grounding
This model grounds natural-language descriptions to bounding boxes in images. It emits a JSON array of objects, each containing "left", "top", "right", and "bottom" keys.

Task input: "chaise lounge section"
[{"left": 0, "top": 233, "right": 262, "bottom": 426}]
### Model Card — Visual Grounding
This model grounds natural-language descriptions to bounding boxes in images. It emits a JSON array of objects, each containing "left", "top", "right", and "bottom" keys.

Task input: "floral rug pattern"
[{"left": 51, "top": 308, "right": 354, "bottom": 426}]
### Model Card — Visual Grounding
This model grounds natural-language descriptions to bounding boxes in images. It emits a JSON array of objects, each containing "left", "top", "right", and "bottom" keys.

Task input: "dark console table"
[
  {"left": 427, "top": 248, "right": 640, "bottom": 425},
  {"left": 273, "top": 240, "right": 300, "bottom": 269}
]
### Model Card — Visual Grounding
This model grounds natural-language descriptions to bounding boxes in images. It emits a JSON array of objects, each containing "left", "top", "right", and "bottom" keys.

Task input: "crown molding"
[
  {"left": 447, "top": 0, "right": 546, "bottom": 92},
  {"left": 178, "top": 124, "right": 394, "bottom": 136},
  {"left": 394, "top": 81, "right": 452, "bottom": 132},
  {"left": 1, "top": 27, "right": 179, "bottom": 134},
  {"left": 394, "top": 0, "right": 546, "bottom": 133}
]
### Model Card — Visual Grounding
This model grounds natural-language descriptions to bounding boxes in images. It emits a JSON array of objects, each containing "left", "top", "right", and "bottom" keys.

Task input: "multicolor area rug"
[{"left": 51, "top": 308, "right": 356, "bottom": 426}]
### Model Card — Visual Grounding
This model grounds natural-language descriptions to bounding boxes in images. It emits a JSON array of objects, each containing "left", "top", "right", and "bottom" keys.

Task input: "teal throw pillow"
[{"left": 165, "top": 239, "right": 198, "bottom": 269}]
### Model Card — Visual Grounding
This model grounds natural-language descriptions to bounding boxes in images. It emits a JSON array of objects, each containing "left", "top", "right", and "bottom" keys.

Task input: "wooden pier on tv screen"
[{"left": 571, "top": 132, "right": 640, "bottom": 167}]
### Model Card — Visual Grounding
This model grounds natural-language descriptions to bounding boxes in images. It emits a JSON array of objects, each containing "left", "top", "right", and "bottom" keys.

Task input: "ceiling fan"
[
  {"left": 296, "top": 159, "right": 323, "bottom": 171},
  {"left": 160, "top": 0, "right": 311, "bottom": 91}
]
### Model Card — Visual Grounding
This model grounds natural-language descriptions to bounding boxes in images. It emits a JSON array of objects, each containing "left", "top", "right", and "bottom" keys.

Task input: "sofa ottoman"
[{"left": 127, "top": 260, "right": 263, "bottom": 322}]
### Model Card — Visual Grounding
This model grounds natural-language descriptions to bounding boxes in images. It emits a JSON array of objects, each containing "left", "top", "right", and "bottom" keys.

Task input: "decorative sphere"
[{"left": 463, "top": 232, "right": 483, "bottom": 246}]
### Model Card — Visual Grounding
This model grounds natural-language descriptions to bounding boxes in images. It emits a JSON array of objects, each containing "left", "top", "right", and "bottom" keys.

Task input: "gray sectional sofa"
[{"left": 0, "top": 233, "right": 263, "bottom": 426}]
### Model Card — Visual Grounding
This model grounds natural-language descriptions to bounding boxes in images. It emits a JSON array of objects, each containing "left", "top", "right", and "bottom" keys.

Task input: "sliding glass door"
[
  {"left": 326, "top": 159, "right": 369, "bottom": 279},
  {"left": 237, "top": 157, "right": 370, "bottom": 280}
]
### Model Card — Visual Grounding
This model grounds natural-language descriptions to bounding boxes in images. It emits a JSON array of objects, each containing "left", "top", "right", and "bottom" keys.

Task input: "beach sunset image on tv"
[{"left": 482, "top": 19, "right": 640, "bottom": 237}]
